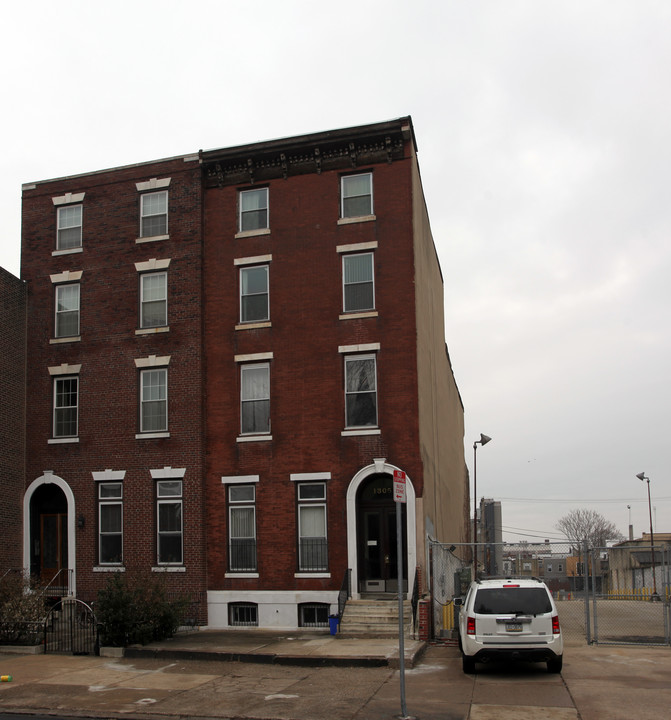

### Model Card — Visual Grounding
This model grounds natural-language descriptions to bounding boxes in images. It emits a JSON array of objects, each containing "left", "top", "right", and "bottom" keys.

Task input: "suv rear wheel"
[
  {"left": 547, "top": 656, "right": 563, "bottom": 673},
  {"left": 462, "top": 654, "right": 476, "bottom": 674}
]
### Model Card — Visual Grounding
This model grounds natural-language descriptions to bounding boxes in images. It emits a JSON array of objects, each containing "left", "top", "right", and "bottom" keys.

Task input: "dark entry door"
[
  {"left": 358, "top": 474, "right": 407, "bottom": 593},
  {"left": 41, "top": 513, "right": 67, "bottom": 584}
]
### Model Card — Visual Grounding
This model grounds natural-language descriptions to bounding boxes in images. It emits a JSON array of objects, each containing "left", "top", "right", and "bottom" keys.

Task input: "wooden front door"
[{"left": 40, "top": 513, "right": 67, "bottom": 584}]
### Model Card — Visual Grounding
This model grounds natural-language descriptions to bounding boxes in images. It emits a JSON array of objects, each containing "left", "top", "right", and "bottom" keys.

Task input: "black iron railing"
[
  {"left": 337, "top": 568, "right": 351, "bottom": 620},
  {"left": 299, "top": 538, "right": 328, "bottom": 572},
  {"left": 0, "top": 620, "right": 44, "bottom": 646},
  {"left": 40, "top": 568, "right": 74, "bottom": 599},
  {"left": 228, "top": 540, "right": 257, "bottom": 572},
  {"left": 411, "top": 567, "right": 419, "bottom": 632}
]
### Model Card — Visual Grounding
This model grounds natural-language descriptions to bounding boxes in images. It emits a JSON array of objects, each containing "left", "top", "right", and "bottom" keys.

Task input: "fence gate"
[
  {"left": 45, "top": 598, "right": 98, "bottom": 655},
  {"left": 587, "top": 544, "right": 671, "bottom": 646}
]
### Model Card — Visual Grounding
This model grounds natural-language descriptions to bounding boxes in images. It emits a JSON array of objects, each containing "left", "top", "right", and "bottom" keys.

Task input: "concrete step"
[{"left": 339, "top": 599, "right": 415, "bottom": 638}]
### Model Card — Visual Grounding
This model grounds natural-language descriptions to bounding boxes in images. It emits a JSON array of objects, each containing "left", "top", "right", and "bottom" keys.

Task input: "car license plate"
[{"left": 506, "top": 623, "right": 523, "bottom": 632}]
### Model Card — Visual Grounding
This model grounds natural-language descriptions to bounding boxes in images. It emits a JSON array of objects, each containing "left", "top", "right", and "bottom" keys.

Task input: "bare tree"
[{"left": 555, "top": 509, "right": 624, "bottom": 548}]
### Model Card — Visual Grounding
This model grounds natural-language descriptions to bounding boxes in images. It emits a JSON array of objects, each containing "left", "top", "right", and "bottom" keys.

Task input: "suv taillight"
[
  {"left": 552, "top": 615, "right": 560, "bottom": 634},
  {"left": 467, "top": 616, "right": 476, "bottom": 635}
]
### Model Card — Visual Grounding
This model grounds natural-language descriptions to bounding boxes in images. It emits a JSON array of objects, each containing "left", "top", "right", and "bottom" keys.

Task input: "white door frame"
[
  {"left": 346, "top": 459, "right": 416, "bottom": 599},
  {"left": 23, "top": 471, "right": 77, "bottom": 596}
]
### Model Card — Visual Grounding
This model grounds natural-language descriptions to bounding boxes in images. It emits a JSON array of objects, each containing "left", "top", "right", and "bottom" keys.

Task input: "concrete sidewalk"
[
  {"left": 0, "top": 633, "right": 669, "bottom": 719},
  {"left": 119, "top": 628, "right": 427, "bottom": 668}
]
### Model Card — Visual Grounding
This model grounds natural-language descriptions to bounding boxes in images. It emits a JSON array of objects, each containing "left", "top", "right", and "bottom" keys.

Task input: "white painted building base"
[{"left": 207, "top": 590, "right": 339, "bottom": 629}]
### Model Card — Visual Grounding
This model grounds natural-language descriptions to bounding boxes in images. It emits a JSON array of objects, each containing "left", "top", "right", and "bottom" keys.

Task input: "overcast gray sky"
[{"left": 2, "top": 1, "right": 669, "bottom": 542}]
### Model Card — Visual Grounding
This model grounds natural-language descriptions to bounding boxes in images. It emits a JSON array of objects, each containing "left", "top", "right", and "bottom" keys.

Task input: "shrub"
[
  {"left": 96, "top": 572, "right": 189, "bottom": 647},
  {"left": 0, "top": 572, "right": 47, "bottom": 645}
]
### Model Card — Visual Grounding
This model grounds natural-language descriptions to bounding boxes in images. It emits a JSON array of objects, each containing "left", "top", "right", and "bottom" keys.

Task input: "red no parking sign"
[{"left": 393, "top": 469, "right": 406, "bottom": 503}]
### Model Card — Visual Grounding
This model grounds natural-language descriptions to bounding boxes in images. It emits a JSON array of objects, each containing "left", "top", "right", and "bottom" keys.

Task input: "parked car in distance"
[{"left": 455, "top": 577, "right": 563, "bottom": 674}]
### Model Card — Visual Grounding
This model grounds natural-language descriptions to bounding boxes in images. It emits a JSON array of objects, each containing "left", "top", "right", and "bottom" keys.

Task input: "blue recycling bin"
[{"left": 328, "top": 615, "right": 339, "bottom": 635}]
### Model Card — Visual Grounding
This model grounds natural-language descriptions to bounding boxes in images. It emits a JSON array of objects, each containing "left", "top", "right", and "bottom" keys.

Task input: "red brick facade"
[
  {"left": 203, "top": 134, "right": 422, "bottom": 596},
  {"left": 16, "top": 118, "right": 466, "bottom": 630},
  {"left": 21, "top": 155, "right": 206, "bottom": 609},
  {"left": 0, "top": 267, "right": 26, "bottom": 570}
]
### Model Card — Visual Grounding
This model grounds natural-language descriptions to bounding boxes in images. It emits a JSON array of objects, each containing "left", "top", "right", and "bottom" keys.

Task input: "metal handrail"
[
  {"left": 410, "top": 567, "right": 419, "bottom": 632},
  {"left": 39, "top": 568, "right": 73, "bottom": 598},
  {"left": 337, "top": 568, "right": 351, "bottom": 620},
  {"left": 0, "top": 568, "right": 24, "bottom": 583}
]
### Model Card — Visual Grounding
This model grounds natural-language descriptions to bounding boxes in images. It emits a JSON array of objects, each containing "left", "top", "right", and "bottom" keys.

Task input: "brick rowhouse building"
[
  {"left": 20, "top": 153, "right": 207, "bottom": 610},
  {"left": 18, "top": 116, "right": 467, "bottom": 630},
  {"left": 0, "top": 266, "right": 26, "bottom": 571}
]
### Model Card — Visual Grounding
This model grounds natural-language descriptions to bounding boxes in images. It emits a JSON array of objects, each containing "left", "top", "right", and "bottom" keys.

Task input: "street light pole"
[
  {"left": 635, "top": 472, "right": 659, "bottom": 600},
  {"left": 472, "top": 434, "right": 492, "bottom": 578}
]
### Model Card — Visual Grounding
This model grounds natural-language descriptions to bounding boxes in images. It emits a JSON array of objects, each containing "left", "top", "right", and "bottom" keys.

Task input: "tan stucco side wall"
[{"left": 410, "top": 150, "right": 468, "bottom": 550}]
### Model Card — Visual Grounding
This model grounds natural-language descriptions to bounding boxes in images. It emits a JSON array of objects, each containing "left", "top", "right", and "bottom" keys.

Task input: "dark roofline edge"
[{"left": 23, "top": 116, "right": 415, "bottom": 189}]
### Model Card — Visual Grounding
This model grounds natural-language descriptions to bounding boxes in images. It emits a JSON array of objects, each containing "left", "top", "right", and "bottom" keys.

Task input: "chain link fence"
[
  {"left": 586, "top": 544, "right": 671, "bottom": 645},
  {"left": 429, "top": 539, "right": 671, "bottom": 646}
]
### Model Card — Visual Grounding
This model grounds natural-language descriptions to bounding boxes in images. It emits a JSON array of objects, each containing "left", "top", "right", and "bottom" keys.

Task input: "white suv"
[{"left": 456, "top": 577, "right": 563, "bottom": 674}]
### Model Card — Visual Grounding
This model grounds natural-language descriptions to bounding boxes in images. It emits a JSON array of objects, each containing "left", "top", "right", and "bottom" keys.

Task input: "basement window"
[{"left": 229, "top": 602, "right": 258, "bottom": 627}]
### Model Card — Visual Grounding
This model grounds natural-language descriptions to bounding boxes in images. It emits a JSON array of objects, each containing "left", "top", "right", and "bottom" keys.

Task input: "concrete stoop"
[{"left": 338, "top": 598, "right": 414, "bottom": 638}]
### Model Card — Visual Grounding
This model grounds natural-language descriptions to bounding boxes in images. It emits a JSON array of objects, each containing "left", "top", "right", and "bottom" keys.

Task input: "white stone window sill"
[
  {"left": 237, "top": 434, "right": 272, "bottom": 443},
  {"left": 136, "top": 432, "right": 170, "bottom": 439},
  {"left": 53, "top": 247, "right": 83, "bottom": 256},
  {"left": 235, "top": 321, "right": 271, "bottom": 330},
  {"left": 94, "top": 566, "right": 125, "bottom": 573},
  {"left": 152, "top": 566, "right": 186, "bottom": 573},
  {"left": 337, "top": 215, "right": 376, "bottom": 225},
  {"left": 136, "top": 234, "right": 169, "bottom": 244},
  {"left": 50, "top": 336, "right": 81, "bottom": 344},
  {"left": 136, "top": 326, "right": 170, "bottom": 335},
  {"left": 225, "top": 572, "right": 259, "bottom": 578},
  {"left": 339, "top": 311, "right": 378, "bottom": 320},
  {"left": 341, "top": 428, "right": 381, "bottom": 437},
  {"left": 48, "top": 437, "right": 79, "bottom": 444},
  {"left": 294, "top": 573, "right": 331, "bottom": 579},
  {"left": 235, "top": 228, "right": 271, "bottom": 239}
]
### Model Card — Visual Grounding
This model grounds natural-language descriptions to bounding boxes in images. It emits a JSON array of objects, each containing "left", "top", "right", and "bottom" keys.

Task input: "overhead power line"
[{"left": 497, "top": 496, "right": 671, "bottom": 504}]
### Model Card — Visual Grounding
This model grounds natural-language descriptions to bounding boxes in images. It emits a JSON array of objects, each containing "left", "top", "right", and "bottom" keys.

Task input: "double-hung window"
[
  {"left": 140, "top": 272, "right": 167, "bottom": 328},
  {"left": 342, "top": 253, "right": 374, "bottom": 312},
  {"left": 240, "top": 265, "right": 269, "bottom": 323},
  {"left": 297, "top": 483, "right": 327, "bottom": 572},
  {"left": 341, "top": 173, "right": 373, "bottom": 218},
  {"left": 140, "top": 191, "right": 168, "bottom": 238},
  {"left": 157, "top": 480, "right": 182, "bottom": 565},
  {"left": 239, "top": 188, "right": 268, "bottom": 232},
  {"left": 240, "top": 363, "right": 270, "bottom": 434},
  {"left": 229, "top": 485, "right": 257, "bottom": 571},
  {"left": 55, "top": 283, "right": 80, "bottom": 338},
  {"left": 57, "top": 204, "right": 83, "bottom": 250},
  {"left": 140, "top": 368, "right": 168, "bottom": 433},
  {"left": 53, "top": 376, "right": 79, "bottom": 438},
  {"left": 345, "top": 354, "right": 378, "bottom": 427},
  {"left": 99, "top": 483, "right": 123, "bottom": 565}
]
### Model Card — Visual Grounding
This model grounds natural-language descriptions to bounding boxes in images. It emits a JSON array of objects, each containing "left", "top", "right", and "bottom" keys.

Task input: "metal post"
[
  {"left": 645, "top": 479, "right": 659, "bottom": 598},
  {"left": 583, "top": 540, "right": 591, "bottom": 644},
  {"left": 396, "top": 498, "right": 408, "bottom": 719},
  {"left": 472, "top": 442, "right": 477, "bottom": 578},
  {"left": 590, "top": 548, "right": 599, "bottom": 644}
]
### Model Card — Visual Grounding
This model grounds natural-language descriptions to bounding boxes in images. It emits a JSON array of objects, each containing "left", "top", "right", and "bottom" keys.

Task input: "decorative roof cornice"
[{"left": 201, "top": 116, "right": 414, "bottom": 187}]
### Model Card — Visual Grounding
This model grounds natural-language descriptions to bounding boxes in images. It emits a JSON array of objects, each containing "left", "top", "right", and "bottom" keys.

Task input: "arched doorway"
[
  {"left": 30, "top": 483, "right": 68, "bottom": 582},
  {"left": 357, "top": 473, "right": 407, "bottom": 594},
  {"left": 23, "top": 473, "right": 76, "bottom": 594},
  {"left": 346, "top": 460, "right": 417, "bottom": 599}
]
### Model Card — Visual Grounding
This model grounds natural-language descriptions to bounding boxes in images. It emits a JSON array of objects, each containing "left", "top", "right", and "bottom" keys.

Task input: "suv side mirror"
[{"left": 453, "top": 597, "right": 463, "bottom": 606}]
